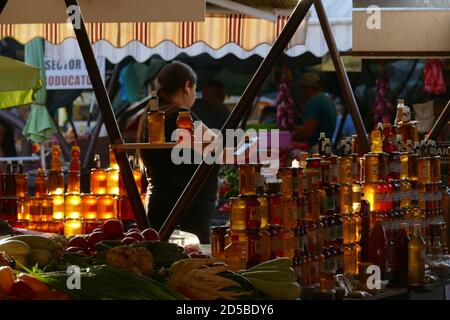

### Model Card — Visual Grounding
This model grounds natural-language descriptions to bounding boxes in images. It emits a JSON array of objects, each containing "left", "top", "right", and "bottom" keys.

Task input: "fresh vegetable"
[
  {"left": 0, "top": 266, "right": 15, "bottom": 294},
  {"left": 167, "top": 259, "right": 251, "bottom": 300},
  {"left": 28, "top": 249, "right": 53, "bottom": 268},
  {"left": 32, "top": 265, "right": 186, "bottom": 300},
  {"left": 10, "top": 280, "right": 36, "bottom": 300},
  {"left": 106, "top": 246, "right": 154, "bottom": 276},
  {"left": 0, "top": 240, "right": 31, "bottom": 257},
  {"left": 102, "top": 219, "right": 124, "bottom": 240},
  {"left": 239, "top": 258, "right": 300, "bottom": 300},
  {"left": 68, "top": 236, "right": 87, "bottom": 250},
  {"left": 16, "top": 273, "right": 49, "bottom": 293},
  {"left": 2, "top": 235, "right": 58, "bottom": 256},
  {"left": 142, "top": 228, "right": 160, "bottom": 241},
  {"left": 126, "top": 231, "right": 145, "bottom": 242},
  {"left": 131, "top": 240, "right": 188, "bottom": 269},
  {"left": 87, "top": 232, "right": 107, "bottom": 250}
]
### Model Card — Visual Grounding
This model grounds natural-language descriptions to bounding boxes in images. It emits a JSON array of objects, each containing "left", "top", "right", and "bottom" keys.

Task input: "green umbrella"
[
  {"left": 0, "top": 55, "right": 43, "bottom": 110},
  {"left": 22, "top": 38, "right": 57, "bottom": 144}
]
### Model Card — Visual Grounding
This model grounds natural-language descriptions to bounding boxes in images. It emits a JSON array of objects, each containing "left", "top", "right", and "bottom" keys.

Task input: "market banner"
[{"left": 44, "top": 56, "right": 106, "bottom": 90}]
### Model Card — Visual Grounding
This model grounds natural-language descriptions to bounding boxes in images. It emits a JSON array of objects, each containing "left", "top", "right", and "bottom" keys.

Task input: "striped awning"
[
  {"left": 1, "top": 14, "right": 305, "bottom": 50},
  {"left": 3, "top": 0, "right": 353, "bottom": 60}
]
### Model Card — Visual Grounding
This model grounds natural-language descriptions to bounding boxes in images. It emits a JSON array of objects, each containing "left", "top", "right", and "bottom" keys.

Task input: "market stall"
[{"left": 0, "top": 0, "right": 449, "bottom": 301}]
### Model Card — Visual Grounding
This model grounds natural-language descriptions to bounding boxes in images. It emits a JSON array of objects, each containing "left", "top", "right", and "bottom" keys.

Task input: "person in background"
[
  {"left": 192, "top": 79, "right": 230, "bottom": 130},
  {"left": 293, "top": 72, "right": 337, "bottom": 148},
  {"left": 137, "top": 61, "right": 218, "bottom": 244}
]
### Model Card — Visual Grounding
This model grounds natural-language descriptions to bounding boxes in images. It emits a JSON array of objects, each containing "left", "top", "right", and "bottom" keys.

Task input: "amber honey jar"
[
  {"left": 90, "top": 154, "right": 108, "bottom": 195},
  {"left": 176, "top": 111, "right": 194, "bottom": 143},
  {"left": 239, "top": 165, "right": 256, "bottom": 196},
  {"left": 97, "top": 194, "right": 117, "bottom": 220},
  {"left": 211, "top": 226, "right": 228, "bottom": 260},
  {"left": 82, "top": 194, "right": 98, "bottom": 220},
  {"left": 278, "top": 167, "right": 293, "bottom": 198},
  {"left": 148, "top": 111, "right": 166, "bottom": 144},
  {"left": 65, "top": 194, "right": 81, "bottom": 220}
]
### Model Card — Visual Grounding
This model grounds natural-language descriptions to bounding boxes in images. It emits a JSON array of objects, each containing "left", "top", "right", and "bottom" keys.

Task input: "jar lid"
[{"left": 178, "top": 111, "right": 191, "bottom": 117}]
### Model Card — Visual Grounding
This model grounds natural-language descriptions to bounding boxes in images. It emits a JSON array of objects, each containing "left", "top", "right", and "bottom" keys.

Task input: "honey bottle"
[
  {"left": 15, "top": 161, "right": 28, "bottom": 198},
  {"left": 147, "top": 91, "right": 165, "bottom": 144},
  {"left": 34, "top": 168, "right": 48, "bottom": 198},
  {"left": 176, "top": 111, "right": 194, "bottom": 143},
  {"left": 393, "top": 222, "right": 410, "bottom": 284},
  {"left": 119, "top": 156, "right": 142, "bottom": 195},
  {"left": 90, "top": 154, "right": 108, "bottom": 195},
  {"left": 267, "top": 180, "right": 283, "bottom": 226},
  {"left": 67, "top": 146, "right": 81, "bottom": 194},
  {"left": 224, "top": 234, "right": 247, "bottom": 272},
  {"left": 318, "top": 132, "right": 327, "bottom": 156},
  {"left": 4, "top": 161, "right": 16, "bottom": 196},
  {"left": 48, "top": 145, "right": 64, "bottom": 195},
  {"left": 255, "top": 165, "right": 269, "bottom": 229},
  {"left": 239, "top": 164, "right": 256, "bottom": 196},
  {"left": 359, "top": 193, "right": 371, "bottom": 262},
  {"left": 408, "top": 224, "right": 425, "bottom": 287},
  {"left": 107, "top": 145, "right": 120, "bottom": 195},
  {"left": 369, "top": 215, "right": 387, "bottom": 279},
  {"left": 371, "top": 123, "right": 384, "bottom": 154}
]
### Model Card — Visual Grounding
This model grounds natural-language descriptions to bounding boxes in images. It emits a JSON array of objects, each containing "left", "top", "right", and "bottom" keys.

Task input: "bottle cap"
[
  {"left": 398, "top": 99, "right": 405, "bottom": 105},
  {"left": 320, "top": 132, "right": 326, "bottom": 138}
]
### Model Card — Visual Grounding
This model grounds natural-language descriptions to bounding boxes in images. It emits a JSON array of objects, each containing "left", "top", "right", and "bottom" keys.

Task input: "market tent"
[
  {"left": 3, "top": 0, "right": 353, "bottom": 62},
  {"left": 0, "top": 55, "right": 42, "bottom": 109}
]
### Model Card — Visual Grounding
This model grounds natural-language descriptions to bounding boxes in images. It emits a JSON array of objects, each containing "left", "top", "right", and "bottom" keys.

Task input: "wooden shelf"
[{"left": 111, "top": 142, "right": 209, "bottom": 152}]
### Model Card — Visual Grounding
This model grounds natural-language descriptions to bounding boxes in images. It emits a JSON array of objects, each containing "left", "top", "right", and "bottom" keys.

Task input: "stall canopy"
[{"left": 1, "top": 0, "right": 353, "bottom": 62}]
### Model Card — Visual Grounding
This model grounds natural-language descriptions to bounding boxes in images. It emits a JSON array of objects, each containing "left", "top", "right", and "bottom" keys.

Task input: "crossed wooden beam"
[{"left": 0, "top": 0, "right": 448, "bottom": 240}]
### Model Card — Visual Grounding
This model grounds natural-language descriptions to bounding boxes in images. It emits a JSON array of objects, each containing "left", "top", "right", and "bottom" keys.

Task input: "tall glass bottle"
[
  {"left": 393, "top": 223, "right": 410, "bottom": 284},
  {"left": 34, "top": 168, "right": 48, "bottom": 198},
  {"left": 368, "top": 215, "right": 387, "bottom": 279},
  {"left": 67, "top": 146, "right": 81, "bottom": 194},
  {"left": 15, "top": 161, "right": 28, "bottom": 198},
  {"left": 147, "top": 91, "right": 165, "bottom": 144},
  {"left": 90, "top": 154, "right": 108, "bottom": 195},
  {"left": 408, "top": 224, "right": 425, "bottom": 287},
  {"left": 48, "top": 145, "right": 64, "bottom": 195}
]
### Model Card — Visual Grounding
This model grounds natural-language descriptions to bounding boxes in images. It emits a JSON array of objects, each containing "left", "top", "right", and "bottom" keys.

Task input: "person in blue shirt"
[{"left": 293, "top": 72, "right": 337, "bottom": 148}]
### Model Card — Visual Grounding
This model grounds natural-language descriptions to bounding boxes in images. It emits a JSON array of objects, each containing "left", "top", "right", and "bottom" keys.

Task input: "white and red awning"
[{"left": 2, "top": 0, "right": 353, "bottom": 61}]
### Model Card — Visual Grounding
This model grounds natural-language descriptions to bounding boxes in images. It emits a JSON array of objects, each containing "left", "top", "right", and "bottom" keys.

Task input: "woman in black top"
[{"left": 137, "top": 61, "right": 219, "bottom": 244}]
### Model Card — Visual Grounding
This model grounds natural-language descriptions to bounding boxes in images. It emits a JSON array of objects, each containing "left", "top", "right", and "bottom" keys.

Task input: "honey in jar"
[
  {"left": 147, "top": 91, "right": 165, "bottom": 144},
  {"left": 176, "top": 111, "right": 194, "bottom": 143}
]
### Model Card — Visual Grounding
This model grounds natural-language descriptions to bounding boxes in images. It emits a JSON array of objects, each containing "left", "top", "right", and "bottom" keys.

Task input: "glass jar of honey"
[
  {"left": 267, "top": 180, "right": 283, "bottom": 226},
  {"left": 90, "top": 154, "right": 108, "bottom": 195},
  {"left": 176, "top": 111, "right": 194, "bottom": 143},
  {"left": 230, "top": 197, "right": 246, "bottom": 231},
  {"left": 239, "top": 165, "right": 256, "bottom": 196},
  {"left": 148, "top": 111, "right": 166, "bottom": 144},
  {"left": 211, "top": 226, "right": 228, "bottom": 260},
  {"left": 278, "top": 167, "right": 293, "bottom": 198}
]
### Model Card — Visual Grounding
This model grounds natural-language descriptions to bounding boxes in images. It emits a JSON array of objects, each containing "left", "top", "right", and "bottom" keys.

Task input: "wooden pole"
[
  {"left": 159, "top": 0, "right": 316, "bottom": 241},
  {"left": 64, "top": 0, "right": 149, "bottom": 230},
  {"left": 427, "top": 99, "right": 450, "bottom": 141},
  {"left": 314, "top": 0, "right": 371, "bottom": 154}
]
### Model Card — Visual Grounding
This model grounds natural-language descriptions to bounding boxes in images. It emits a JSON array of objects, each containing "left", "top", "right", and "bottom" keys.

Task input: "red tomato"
[
  {"left": 121, "top": 237, "right": 138, "bottom": 245},
  {"left": 87, "top": 232, "right": 107, "bottom": 249},
  {"left": 126, "top": 231, "right": 145, "bottom": 242},
  {"left": 65, "top": 246, "right": 85, "bottom": 253},
  {"left": 10, "top": 281, "right": 36, "bottom": 300},
  {"left": 15, "top": 274, "right": 49, "bottom": 293},
  {"left": 68, "top": 236, "right": 88, "bottom": 249},
  {"left": 102, "top": 219, "right": 124, "bottom": 240},
  {"left": 142, "top": 228, "right": 160, "bottom": 241}
]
